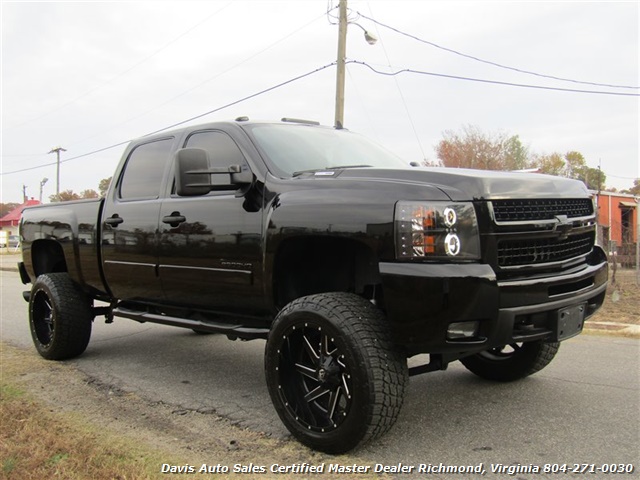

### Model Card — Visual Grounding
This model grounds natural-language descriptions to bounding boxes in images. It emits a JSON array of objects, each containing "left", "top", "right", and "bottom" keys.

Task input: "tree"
[
  {"left": 564, "top": 151, "right": 586, "bottom": 178},
  {"left": 503, "top": 135, "right": 529, "bottom": 171},
  {"left": 436, "top": 125, "right": 530, "bottom": 171},
  {"left": 80, "top": 189, "right": 99, "bottom": 199},
  {"left": 50, "top": 190, "right": 81, "bottom": 202},
  {"left": 99, "top": 177, "right": 112, "bottom": 197},
  {"left": 49, "top": 189, "right": 98, "bottom": 203},
  {"left": 577, "top": 166, "right": 606, "bottom": 191},
  {"left": 533, "top": 152, "right": 565, "bottom": 176},
  {"left": 621, "top": 178, "right": 640, "bottom": 195},
  {"left": 533, "top": 151, "right": 606, "bottom": 190},
  {"left": 436, "top": 125, "right": 613, "bottom": 190},
  {"left": 0, "top": 202, "right": 21, "bottom": 217}
]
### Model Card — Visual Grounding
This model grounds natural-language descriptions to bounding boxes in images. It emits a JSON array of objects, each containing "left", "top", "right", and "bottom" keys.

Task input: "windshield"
[{"left": 245, "top": 124, "right": 409, "bottom": 177}]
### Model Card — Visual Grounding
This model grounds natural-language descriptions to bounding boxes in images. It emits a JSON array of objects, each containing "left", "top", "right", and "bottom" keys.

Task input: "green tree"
[
  {"left": 533, "top": 151, "right": 606, "bottom": 190},
  {"left": 99, "top": 177, "right": 112, "bottom": 197},
  {"left": 577, "top": 167, "right": 606, "bottom": 191},
  {"left": 533, "top": 152, "right": 565, "bottom": 176},
  {"left": 621, "top": 178, "right": 640, "bottom": 195},
  {"left": 503, "top": 135, "right": 529, "bottom": 170},
  {"left": 564, "top": 151, "right": 587, "bottom": 178}
]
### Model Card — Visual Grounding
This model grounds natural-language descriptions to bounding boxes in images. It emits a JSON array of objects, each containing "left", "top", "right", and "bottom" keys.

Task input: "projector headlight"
[{"left": 395, "top": 201, "right": 480, "bottom": 260}]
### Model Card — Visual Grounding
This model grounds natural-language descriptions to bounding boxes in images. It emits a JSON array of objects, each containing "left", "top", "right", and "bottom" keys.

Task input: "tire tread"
[{"left": 29, "top": 273, "right": 93, "bottom": 360}]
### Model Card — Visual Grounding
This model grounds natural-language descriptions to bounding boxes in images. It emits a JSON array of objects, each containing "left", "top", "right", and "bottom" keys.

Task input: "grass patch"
[
  {"left": 0, "top": 390, "right": 167, "bottom": 479},
  {"left": 0, "top": 344, "right": 389, "bottom": 480},
  {"left": 0, "top": 347, "right": 179, "bottom": 480}
]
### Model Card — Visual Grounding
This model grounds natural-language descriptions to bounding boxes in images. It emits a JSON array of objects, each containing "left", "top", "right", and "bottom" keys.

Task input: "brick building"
[{"left": 594, "top": 191, "right": 638, "bottom": 266}]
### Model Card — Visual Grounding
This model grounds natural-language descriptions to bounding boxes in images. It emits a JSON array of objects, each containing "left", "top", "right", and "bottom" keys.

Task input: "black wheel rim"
[
  {"left": 480, "top": 343, "right": 522, "bottom": 360},
  {"left": 276, "top": 322, "right": 352, "bottom": 433},
  {"left": 32, "top": 290, "right": 54, "bottom": 347}
]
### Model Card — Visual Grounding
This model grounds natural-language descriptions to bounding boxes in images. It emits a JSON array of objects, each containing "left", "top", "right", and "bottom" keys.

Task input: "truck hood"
[{"left": 335, "top": 167, "right": 590, "bottom": 201}]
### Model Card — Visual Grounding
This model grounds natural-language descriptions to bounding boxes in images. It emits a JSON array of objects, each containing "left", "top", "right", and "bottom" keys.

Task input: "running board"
[{"left": 112, "top": 306, "right": 269, "bottom": 340}]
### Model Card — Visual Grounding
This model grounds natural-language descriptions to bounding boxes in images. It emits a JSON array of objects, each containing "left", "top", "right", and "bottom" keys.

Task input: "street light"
[
  {"left": 351, "top": 22, "right": 378, "bottom": 45},
  {"left": 334, "top": 0, "right": 377, "bottom": 129},
  {"left": 39, "top": 178, "right": 48, "bottom": 203}
]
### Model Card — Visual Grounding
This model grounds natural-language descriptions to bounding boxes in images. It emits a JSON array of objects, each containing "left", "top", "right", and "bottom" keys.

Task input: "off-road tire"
[
  {"left": 460, "top": 340, "right": 560, "bottom": 382},
  {"left": 29, "top": 273, "right": 93, "bottom": 360},
  {"left": 265, "top": 292, "right": 408, "bottom": 454}
]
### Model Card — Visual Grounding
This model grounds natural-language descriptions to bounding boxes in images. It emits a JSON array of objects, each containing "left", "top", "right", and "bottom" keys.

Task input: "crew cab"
[{"left": 19, "top": 118, "right": 607, "bottom": 453}]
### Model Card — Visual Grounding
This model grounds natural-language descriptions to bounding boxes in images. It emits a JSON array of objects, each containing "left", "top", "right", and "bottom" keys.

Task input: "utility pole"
[
  {"left": 22, "top": 185, "right": 27, "bottom": 203},
  {"left": 333, "top": 0, "right": 377, "bottom": 129},
  {"left": 334, "top": 0, "right": 348, "bottom": 129},
  {"left": 48, "top": 146, "right": 66, "bottom": 200}
]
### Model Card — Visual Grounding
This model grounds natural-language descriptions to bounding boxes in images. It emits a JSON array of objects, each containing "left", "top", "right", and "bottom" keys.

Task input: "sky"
[{"left": 1, "top": 0, "right": 638, "bottom": 205}]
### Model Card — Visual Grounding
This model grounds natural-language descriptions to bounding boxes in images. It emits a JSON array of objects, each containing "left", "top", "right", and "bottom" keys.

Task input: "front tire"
[
  {"left": 29, "top": 273, "right": 93, "bottom": 360},
  {"left": 265, "top": 292, "right": 407, "bottom": 454},
  {"left": 460, "top": 340, "right": 560, "bottom": 382}
]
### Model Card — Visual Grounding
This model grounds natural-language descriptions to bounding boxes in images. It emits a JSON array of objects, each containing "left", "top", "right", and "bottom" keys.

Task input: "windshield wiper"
[{"left": 292, "top": 164, "right": 372, "bottom": 177}]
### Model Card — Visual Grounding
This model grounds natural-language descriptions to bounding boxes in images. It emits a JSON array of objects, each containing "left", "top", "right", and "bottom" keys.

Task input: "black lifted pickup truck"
[{"left": 19, "top": 118, "right": 607, "bottom": 453}]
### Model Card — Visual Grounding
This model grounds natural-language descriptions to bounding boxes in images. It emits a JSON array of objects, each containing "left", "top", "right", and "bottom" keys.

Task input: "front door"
[{"left": 158, "top": 130, "right": 264, "bottom": 313}]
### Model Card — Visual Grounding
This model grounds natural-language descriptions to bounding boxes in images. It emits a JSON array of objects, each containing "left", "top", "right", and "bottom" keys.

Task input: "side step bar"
[{"left": 112, "top": 306, "right": 269, "bottom": 340}]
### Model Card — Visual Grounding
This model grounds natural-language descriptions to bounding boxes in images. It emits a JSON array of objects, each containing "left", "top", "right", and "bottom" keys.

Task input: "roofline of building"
[{"left": 589, "top": 190, "right": 639, "bottom": 200}]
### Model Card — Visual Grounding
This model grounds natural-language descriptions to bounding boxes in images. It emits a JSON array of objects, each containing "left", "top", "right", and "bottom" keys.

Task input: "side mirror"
[
  {"left": 175, "top": 148, "right": 253, "bottom": 197},
  {"left": 175, "top": 148, "right": 211, "bottom": 196}
]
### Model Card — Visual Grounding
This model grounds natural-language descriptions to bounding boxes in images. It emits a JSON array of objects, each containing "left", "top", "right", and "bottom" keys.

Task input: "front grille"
[
  {"left": 492, "top": 199, "right": 593, "bottom": 223},
  {"left": 497, "top": 232, "right": 594, "bottom": 267}
]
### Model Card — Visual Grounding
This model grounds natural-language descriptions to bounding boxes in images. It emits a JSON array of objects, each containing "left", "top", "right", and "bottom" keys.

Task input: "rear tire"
[
  {"left": 460, "top": 340, "right": 560, "bottom": 382},
  {"left": 29, "top": 273, "right": 93, "bottom": 360},
  {"left": 265, "top": 292, "right": 408, "bottom": 454}
]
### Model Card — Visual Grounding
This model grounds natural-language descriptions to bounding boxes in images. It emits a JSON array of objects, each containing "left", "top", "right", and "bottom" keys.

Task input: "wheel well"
[
  {"left": 31, "top": 240, "right": 68, "bottom": 276},
  {"left": 273, "top": 237, "right": 382, "bottom": 309}
]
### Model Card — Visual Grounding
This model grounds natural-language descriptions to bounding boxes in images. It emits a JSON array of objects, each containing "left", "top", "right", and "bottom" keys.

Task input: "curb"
[{"left": 584, "top": 321, "right": 640, "bottom": 338}]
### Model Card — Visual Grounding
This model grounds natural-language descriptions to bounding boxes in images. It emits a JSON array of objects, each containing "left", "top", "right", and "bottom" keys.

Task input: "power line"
[
  {"left": 62, "top": 10, "right": 329, "bottom": 150},
  {"left": 356, "top": 12, "right": 639, "bottom": 91},
  {"left": 363, "top": 3, "right": 426, "bottom": 162},
  {"left": 1, "top": 63, "right": 337, "bottom": 176},
  {"left": 4, "top": 57, "right": 637, "bottom": 176},
  {"left": 3, "top": 9, "right": 328, "bottom": 163},
  {"left": 142, "top": 63, "right": 337, "bottom": 137},
  {"left": 348, "top": 60, "right": 640, "bottom": 97},
  {"left": 3, "top": 2, "right": 234, "bottom": 131},
  {"left": 607, "top": 173, "right": 639, "bottom": 180}
]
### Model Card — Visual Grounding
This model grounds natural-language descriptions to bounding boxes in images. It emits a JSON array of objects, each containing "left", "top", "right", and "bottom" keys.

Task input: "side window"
[
  {"left": 184, "top": 131, "right": 246, "bottom": 188},
  {"left": 119, "top": 138, "right": 173, "bottom": 200}
]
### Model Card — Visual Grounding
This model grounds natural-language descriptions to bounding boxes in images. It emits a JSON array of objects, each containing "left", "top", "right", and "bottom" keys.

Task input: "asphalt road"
[{"left": 2, "top": 269, "right": 639, "bottom": 479}]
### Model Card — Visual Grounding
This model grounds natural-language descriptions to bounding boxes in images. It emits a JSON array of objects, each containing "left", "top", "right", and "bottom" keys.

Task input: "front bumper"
[{"left": 380, "top": 246, "right": 608, "bottom": 356}]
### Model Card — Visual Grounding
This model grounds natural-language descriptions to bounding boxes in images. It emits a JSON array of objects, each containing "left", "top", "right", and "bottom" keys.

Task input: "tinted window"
[
  {"left": 119, "top": 138, "right": 173, "bottom": 199},
  {"left": 185, "top": 131, "right": 246, "bottom": 187},
  {"left": 246, "top": 124, "right": 407, "bottom": 176}
]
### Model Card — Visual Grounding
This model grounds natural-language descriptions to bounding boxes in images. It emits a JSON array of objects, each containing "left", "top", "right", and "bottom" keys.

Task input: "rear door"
[
  {"left": 158, "top": 129, "right": 264, "bottom": 313},
  {"left": 101, "top": 137, "right": 175, "bottom": 302}
]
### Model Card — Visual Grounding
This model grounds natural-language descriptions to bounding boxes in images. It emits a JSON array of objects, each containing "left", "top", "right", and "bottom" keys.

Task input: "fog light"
[{"left": 447, "top": 321, "right": 479, "bottom": 340}]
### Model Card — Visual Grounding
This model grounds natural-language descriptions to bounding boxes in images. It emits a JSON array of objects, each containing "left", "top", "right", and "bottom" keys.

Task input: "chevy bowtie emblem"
[{"left": 553, "top": 215, "right": 573, "bottom": 240}]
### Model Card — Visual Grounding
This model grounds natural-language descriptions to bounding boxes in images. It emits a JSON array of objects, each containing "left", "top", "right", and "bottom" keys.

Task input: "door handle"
[
  {"left": 104, "top": 214, "right": 124, "bottom": 227},
  {"left": 162, "top": 212, "right": 186, "bottom": 227}
]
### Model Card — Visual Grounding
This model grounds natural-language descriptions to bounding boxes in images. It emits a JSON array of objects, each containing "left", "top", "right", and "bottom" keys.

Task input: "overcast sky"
[{"left": 1, "top": 1, "right": 638, "bottom": 204}]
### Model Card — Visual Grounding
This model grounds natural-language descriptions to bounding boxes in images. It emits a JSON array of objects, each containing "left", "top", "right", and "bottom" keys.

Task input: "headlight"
[{"left": 394, "top": 201, "right": 480, "bottom": 260}]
